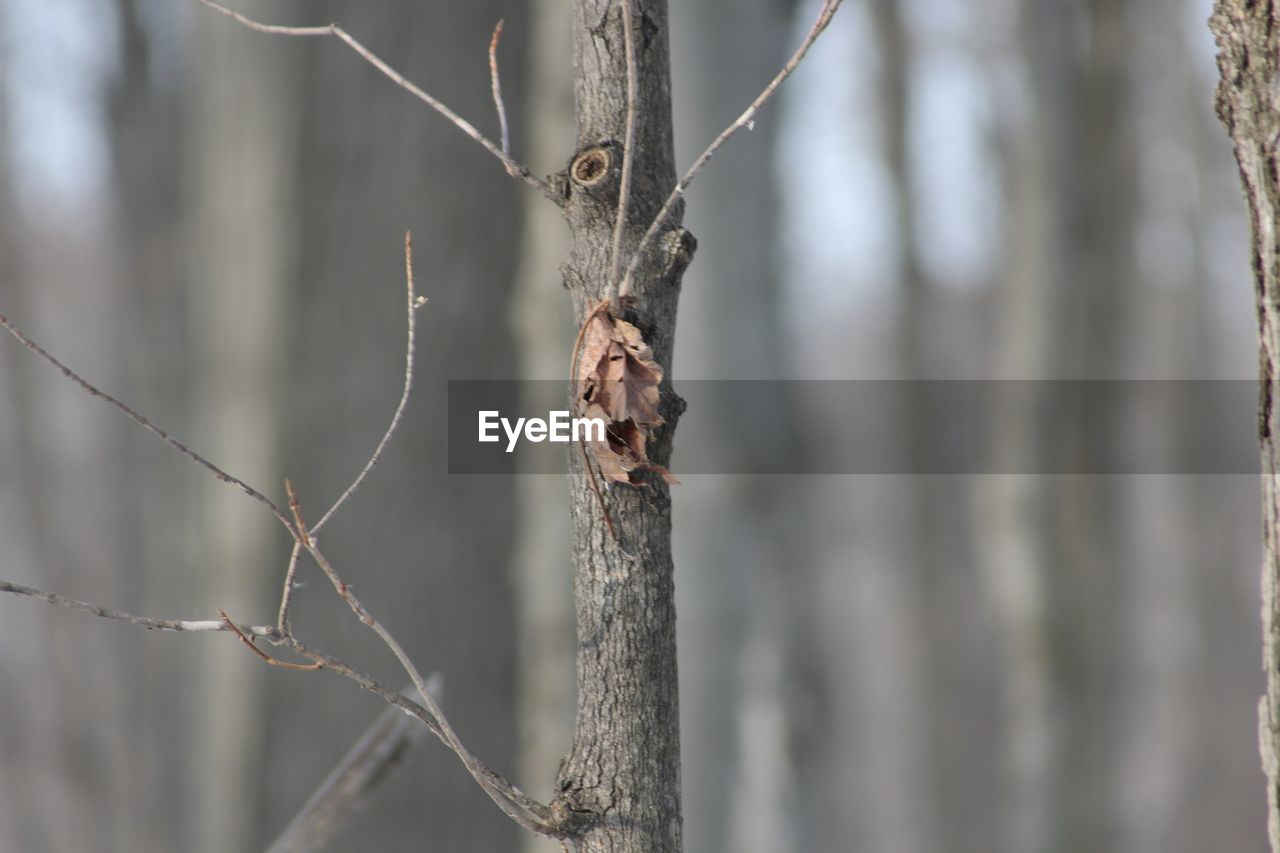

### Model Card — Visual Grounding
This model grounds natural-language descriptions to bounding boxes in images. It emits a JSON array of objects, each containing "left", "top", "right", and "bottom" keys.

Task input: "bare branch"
[
  {"left": 194, "top": 0, "right": 562, "bottom": 204},
  {"left": 0, "top": 579, "right": 279, "bottom": 637},
  {"left": 620, "top": 0, "right": 844, "bottom": 292},
  {"left": 489, "top": 20, "right": 511, "bottom": 157},
  {"left": 609, "top": 0, "right": 639, "bottom": 299},
  {"left": 0, "top": 312, "right": 296, "bottom": 533}
]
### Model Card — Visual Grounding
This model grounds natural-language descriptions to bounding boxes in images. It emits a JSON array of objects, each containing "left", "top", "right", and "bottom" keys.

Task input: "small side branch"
[
  {"left": 489, "top": 20, "right": 511, "bottom": 157},
  {"left": 609, "top": 0, "right": 639, "bottom": 299},
  {"left": 620, "top": 0, "right": 844, "bottom": 293},
  {"left": 219, "top": 609, "right": 323, "bottom": 670},
  {"left": 0, "top": 579, "right": 279, "bottom": 638},
  {"left": 194, "top": 0, "right": 561, "bottom": 204}
]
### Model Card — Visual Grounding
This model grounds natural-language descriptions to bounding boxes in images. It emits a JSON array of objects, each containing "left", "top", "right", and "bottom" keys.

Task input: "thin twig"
[
  {"left": 194, "top": 0, "right": 561, "bottom": 204},
  {"left": 310, "top": 232, "right": 421, "bottom": 536},
  {"left": 610, "top": 0, "right": 639, "bottom": 300},
  {"left": 567, "top": 299, "right": 629, "bottom": 550},
  {"left": 277, "top": 234, "right": 420, "bottom": 635},
  {"left": 578, "top": 439, "right": 623, "bottom": 547},
  {"left": 619, "top": 0, "right": 844, "bottom": 293},
  {"left": 218, "top": 609, "right": 323, "bottom": 670},
  {"left": 489, "top": 20, "right": 511, "bottom": 157},
  {"left": 0, "top": 312, "right": 295, "bottom": 533},
  {"left": 0, "top": 579, "right": 279, "bottom": 637},
  {"left": 568, "top": 298, "right": 611, "bottom": 385},
  {"left": 275, "top": 541, "right": 303, "bottom": 637}
]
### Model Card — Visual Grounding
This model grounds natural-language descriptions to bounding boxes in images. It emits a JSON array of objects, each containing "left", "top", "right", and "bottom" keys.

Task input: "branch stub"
[{"left": 570, "top": 144, "right": 613, "bottom": 187}]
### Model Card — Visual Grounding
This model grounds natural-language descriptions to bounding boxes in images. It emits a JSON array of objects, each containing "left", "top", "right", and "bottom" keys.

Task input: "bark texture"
[
  {"left": 553, "top": 1, "right": 690, "bottom": 850},
  {"left": 1211, "top": 2, "right": 1280, "bottom": 849}
]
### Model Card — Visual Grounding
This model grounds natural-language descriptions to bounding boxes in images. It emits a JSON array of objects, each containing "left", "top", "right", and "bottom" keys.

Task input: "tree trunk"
[
  {"left": 1210, "top": 3, "right": 1280, "bottom": 849},
  {"left": 553, "top": 2, "right": 688, "bottom": 850}
]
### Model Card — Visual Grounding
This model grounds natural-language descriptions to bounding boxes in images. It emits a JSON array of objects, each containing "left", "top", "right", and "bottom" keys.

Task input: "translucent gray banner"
[{"left": 445, "top": 380, "right": 1262, "bottom": 475}]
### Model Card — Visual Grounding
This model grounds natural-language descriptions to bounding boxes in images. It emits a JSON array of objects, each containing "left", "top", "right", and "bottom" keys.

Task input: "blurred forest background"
[{"left": 0, "top": 0, "right": 1265, "bottom": 851}]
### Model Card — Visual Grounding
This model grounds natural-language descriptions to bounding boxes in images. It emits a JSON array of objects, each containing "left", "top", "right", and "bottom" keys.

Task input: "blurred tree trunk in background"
[
  {"left": 871, "top": 2, "right": 953, "bottom": 850},
  {"left": 107, "top": 2, "right": 185, "bottom": 850},
  {"left": 1045, "top": 4, "right": 1136, "bottom": 850},
  {"left": 0, "top": 1, "right": 179, "bottom": 850},
  {"left": 183, "top": 1, "right": 299, "bottom": 848},
  {"left": 0, "top": 16, "right": 85, "bottom": 852},
  {"left": 669, "top": 1, "right": 832, "bottom": 850},
  {"left": 510, "top": 4, "right": 574, "bottom": 853},
  {"left": 985, "top": 2, "right": 1137, "bottom": 851},
  {"left": 669, "top": 2, "right": 818, "bottom": 852},
  {"left": 975, "top": 0, "right": 1058, "bottom": 848}
]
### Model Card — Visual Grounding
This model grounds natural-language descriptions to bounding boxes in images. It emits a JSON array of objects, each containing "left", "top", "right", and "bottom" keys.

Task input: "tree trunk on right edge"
[{"left": 1210, "top": 3, "right": 1280, "bottom": 848}]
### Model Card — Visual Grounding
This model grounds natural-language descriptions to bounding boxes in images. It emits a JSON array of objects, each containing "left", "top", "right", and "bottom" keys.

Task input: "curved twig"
[
  {"left": 489, "top": 20, "right": 511, "bottom": 157},
  {"left": 310, "top": 231, "right": 421, "bottom": 537},
  {"left": 609, "top": 0, "right": 639, "bottom": 300}
]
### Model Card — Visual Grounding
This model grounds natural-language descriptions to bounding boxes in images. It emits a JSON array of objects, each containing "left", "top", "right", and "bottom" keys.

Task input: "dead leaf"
[{"left": 574, "top": 309, "right": 678, "bottom": 486}]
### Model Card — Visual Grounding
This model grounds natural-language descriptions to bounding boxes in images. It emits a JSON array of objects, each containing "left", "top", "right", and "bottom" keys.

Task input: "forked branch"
[
  {"left": 194, "top": 0, "right": 561, "bottom": 204},
  {"left": 618, "top": 0, "right": 844, "bottom": 297}
]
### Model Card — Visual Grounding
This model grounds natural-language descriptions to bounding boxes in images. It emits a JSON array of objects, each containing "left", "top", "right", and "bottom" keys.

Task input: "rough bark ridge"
[
  {"left": 552, "top": 1, "right": 691, "bottom": 851},
  {"left": 1210, "top": 2, "right": 1280, "bottom": 849}
]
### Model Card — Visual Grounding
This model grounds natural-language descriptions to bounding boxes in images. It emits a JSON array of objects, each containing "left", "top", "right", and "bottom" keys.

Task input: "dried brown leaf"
[{"left": 574, "top": 310, "right": 677, "bottom": 486}]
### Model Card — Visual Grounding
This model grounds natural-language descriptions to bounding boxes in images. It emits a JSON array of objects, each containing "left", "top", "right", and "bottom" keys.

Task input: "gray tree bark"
[
  {"left": 551, "top": 2, "right": 689, "bottom": 850},
  {"left": 1210, "top": 3, "right": 1280, "bottom": 849}
]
